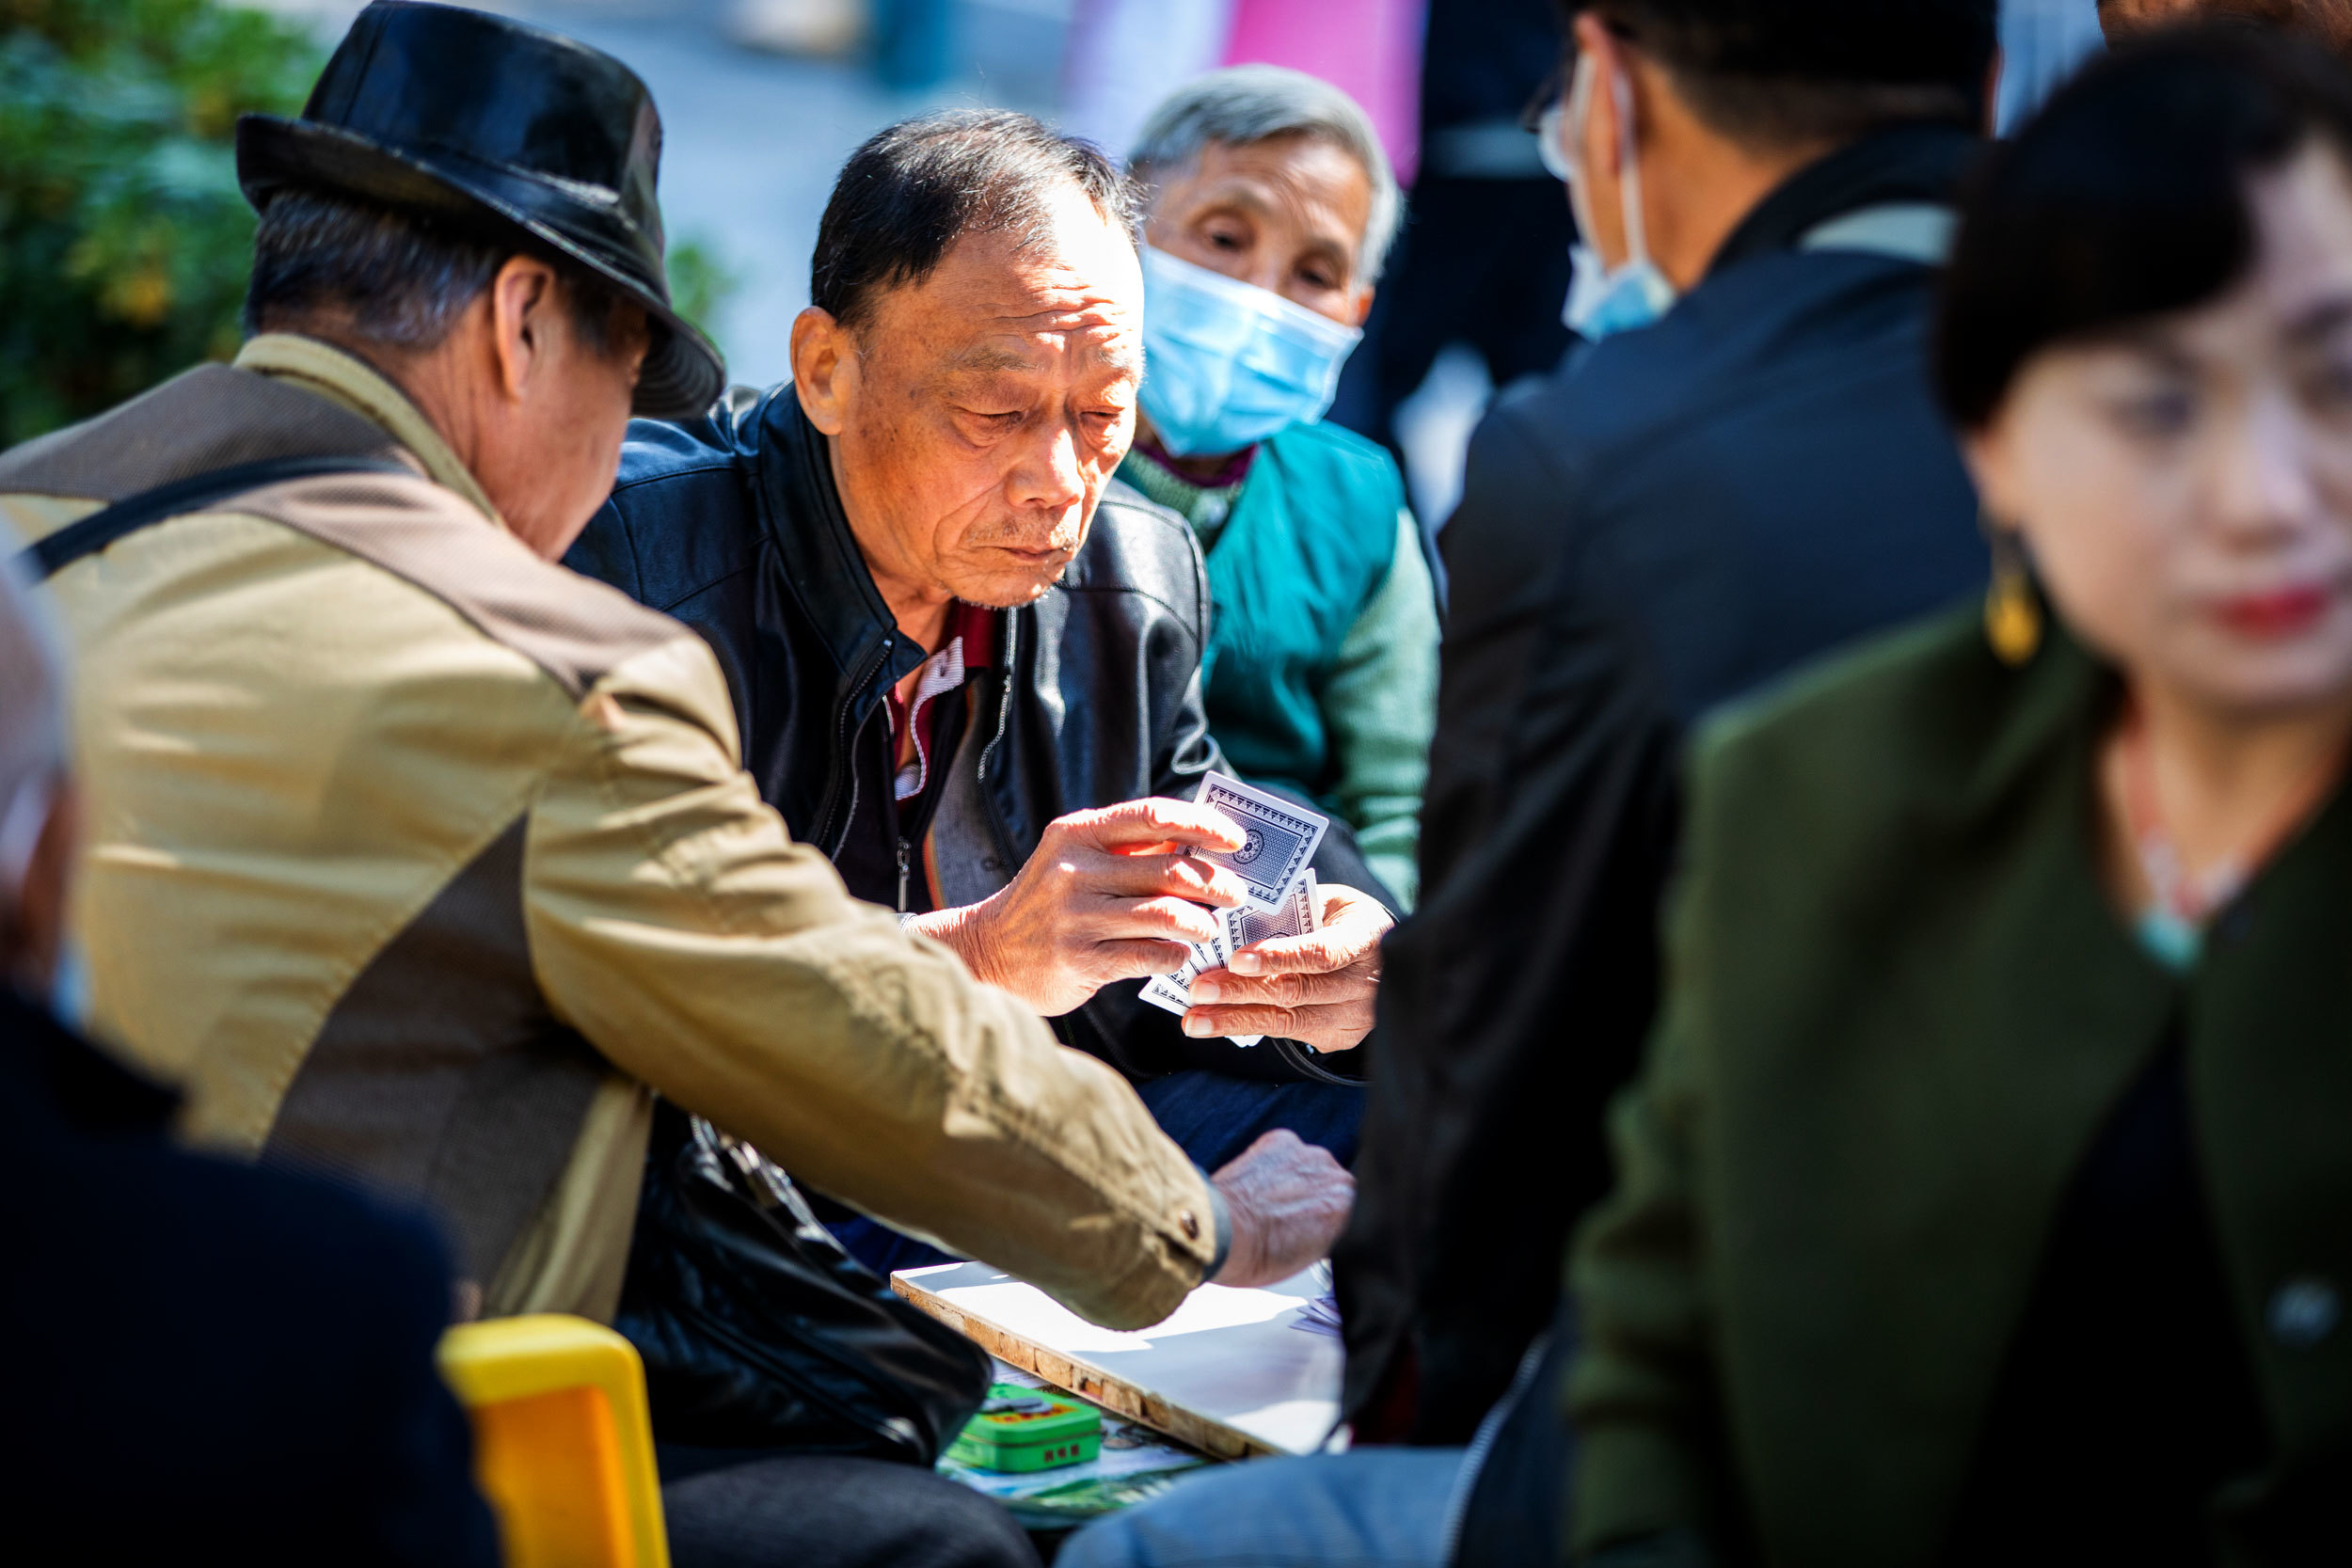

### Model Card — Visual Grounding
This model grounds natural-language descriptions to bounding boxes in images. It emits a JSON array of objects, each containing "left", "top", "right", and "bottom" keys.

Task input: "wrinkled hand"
[
  {"left": 1182, "top": 883, "right": 1392, "bottom": 1052},
  {"left": 1209, "top": 1129, "right": 1355, "bottom": 1288},
  {"left": 910, "top": 799, "right": 1249, "bottom": 1017}
]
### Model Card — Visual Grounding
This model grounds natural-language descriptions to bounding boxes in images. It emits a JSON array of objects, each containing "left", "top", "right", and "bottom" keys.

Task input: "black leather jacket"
[{"left": 567, "top": 385, "right": 1359, "bottom": 1085}]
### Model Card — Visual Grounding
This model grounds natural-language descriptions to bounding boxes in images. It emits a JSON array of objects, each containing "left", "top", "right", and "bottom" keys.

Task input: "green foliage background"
[
  {"left": 1, "top": 0, "right": 737, "bottom": 447},
  {"left": 0, "top": 0, "right": 317, "bottom": 444}
]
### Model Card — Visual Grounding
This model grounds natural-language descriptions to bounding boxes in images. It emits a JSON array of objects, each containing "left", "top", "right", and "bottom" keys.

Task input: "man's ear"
[
  {"left": 791, "top": 306, "right": 859, "bottom": 436},
  {"left": 486, "top": 254, "right": 563, "bottom": 402},
  {"left": 1575, "top": 13, "right": 1628, "bottom": 187},
  {"left": 1345, "top": 283, "right": 1375, "bottom": 329}
]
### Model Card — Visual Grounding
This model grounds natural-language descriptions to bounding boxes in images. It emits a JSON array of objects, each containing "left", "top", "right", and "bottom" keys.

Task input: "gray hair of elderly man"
[
  {"left": 0, "top": 558, "right": 68, "bottom": 919},
  {"left": 1127, "top": 64, "right": 1404, "bottom": 280}
]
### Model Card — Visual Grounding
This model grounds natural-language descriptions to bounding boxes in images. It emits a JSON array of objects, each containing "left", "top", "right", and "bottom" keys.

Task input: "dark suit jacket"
[
  {"left": 0, "top": 990, "right": 498, "bottom": 1564},
  {"left": 1337, "top": 122, "right": 1990, "bottom": 1441},
  {"left": 1570, "top": 610, "right": 2352, "bottom": 1563}
]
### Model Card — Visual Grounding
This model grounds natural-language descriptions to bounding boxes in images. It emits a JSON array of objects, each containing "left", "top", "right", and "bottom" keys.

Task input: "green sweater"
[
  {"left": 1569, "top": 608, "right": 2352, "bottom": 1564},
  {"left": 1120, "top": 424, "right": 1437, "bottom": 906}
]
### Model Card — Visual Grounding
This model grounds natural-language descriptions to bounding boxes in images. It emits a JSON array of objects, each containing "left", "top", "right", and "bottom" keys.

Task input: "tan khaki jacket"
[{"left": 0, "top": 335, "right": 1216, "bottom": 1326}]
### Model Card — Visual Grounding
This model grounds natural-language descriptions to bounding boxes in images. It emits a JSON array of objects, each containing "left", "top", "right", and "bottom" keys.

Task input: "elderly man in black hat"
[{"left": 0, "top": 5, "right": 1349, "bottom": 1564}]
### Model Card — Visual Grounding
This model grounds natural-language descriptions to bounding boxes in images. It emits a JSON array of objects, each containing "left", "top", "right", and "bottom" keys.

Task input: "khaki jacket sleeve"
[{"left": 522, "top": 634, "right": 1217, "bottom": 1330}]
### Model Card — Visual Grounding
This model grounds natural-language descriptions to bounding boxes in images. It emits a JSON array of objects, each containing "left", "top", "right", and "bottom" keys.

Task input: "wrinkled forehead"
[
  {"left": 868, "top": 195, "right": 1145, "bottom": 378},
  {"left": 1137, "top": 133, "right": 1377, "bottom": 264}
]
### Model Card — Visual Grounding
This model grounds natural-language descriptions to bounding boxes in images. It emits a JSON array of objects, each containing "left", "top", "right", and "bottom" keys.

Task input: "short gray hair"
[
  {"left": 243, "top": 188, "right": 626, "bottom": 356},
  {"left": 1128, "top": 65, "right": 1402, "bottom": 280}
]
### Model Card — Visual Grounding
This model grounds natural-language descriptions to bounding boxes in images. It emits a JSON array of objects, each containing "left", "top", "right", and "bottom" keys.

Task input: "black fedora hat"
[{"left": 237, "top": 0, "right": 724, "bottom": 418}]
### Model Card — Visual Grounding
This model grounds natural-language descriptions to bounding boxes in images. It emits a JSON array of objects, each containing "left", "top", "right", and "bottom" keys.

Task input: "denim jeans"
[
  {"left": 831, "top": 1069, "right": 1366, "bottom": 1276},
  {"left": 1057, "top": 1448, "right": 1470, "bottom": 1568},
  {"left": 660, "top": 1449, "right": 1037, "bottom": 1568},
  {"left": 1134, "top": 1068, "right": 1365, "bottom": 1171}
]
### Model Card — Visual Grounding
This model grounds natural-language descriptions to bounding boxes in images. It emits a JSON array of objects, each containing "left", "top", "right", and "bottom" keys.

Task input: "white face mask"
[{"left": 1544, "top": 52, "right": 1677, "bottom": 341}]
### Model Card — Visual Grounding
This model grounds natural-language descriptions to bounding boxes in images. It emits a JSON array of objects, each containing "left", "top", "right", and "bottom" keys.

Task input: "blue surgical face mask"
[
  {"left": 1137, "top": 245, "right": 1364, "bottom": 458},
  {"left": 1543, "top": 55, "right": 1678, "bottom": 342},
  {"left": 1563, "top": 241, "right": 1678, "bottom": 341}
]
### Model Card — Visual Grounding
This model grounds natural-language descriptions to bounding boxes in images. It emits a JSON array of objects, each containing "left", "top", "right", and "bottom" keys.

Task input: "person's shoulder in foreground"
[
  {"left": 1689, "top": 597, "right": 2052, "bottom": 831},
  {"left": 0, "top": 989, "right": 498, "bottom": 1565},
  {"left": 568, "top": 389, "right": 777, "bottom": 611},
  {"left": 1563, "top": 608, "right": 2099, "bottom": 1566}
]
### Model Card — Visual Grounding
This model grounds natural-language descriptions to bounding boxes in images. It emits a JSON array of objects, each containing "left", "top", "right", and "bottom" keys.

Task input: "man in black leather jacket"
[{"left": 569, "top": 113, "right": 1391, "bottom": 1272}]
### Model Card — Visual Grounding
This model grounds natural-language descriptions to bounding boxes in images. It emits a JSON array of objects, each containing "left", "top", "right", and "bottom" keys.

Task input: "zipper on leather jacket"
[
  {"left": 814, "top": 635, "right": 893, "bottom": 858},
  {"left": 971, "top": 614, "right": 1025, "bottom": 875},
  {"left": 969, "top": 618, "right": 1111, "bottom": 1057},
  {"left": 896, "top": 838, "right": 912, "bottom": 913}
]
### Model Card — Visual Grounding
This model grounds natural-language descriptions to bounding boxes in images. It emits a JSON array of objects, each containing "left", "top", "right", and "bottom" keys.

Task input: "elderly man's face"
[
  {"left": 1142, "top": 132, "right": 1376, "bottom": 328},
  {"left": 794, "top": 184, "right": 1144, "bottom": 611}
]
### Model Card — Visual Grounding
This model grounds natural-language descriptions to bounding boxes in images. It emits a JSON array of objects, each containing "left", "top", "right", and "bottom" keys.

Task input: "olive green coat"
[{"left": 1566, "top": 607, "right": 2352, "bottom": 1565}]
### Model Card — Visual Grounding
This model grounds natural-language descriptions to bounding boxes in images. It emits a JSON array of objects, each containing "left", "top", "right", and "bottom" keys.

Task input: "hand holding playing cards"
[
  {"left": 1208, "top": 1129, "right": 1355, "bottom": 1288},
  {"left": 911, "top": 798, "right": 1253, "bottom": 1017},
  {"left": 1182, "top": 882, "right": 1393, "bottom": 1053}
]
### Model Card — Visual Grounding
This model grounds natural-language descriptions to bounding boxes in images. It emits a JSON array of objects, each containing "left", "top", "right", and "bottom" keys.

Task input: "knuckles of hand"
[{"left": 1257, "top": 972, "right": 1309, "bottom": 1006}]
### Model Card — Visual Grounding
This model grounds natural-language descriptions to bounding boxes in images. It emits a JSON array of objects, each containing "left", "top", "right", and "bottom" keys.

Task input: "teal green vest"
[{"left": 1193, "top": 422, "right": 1406, "bottom": 802}]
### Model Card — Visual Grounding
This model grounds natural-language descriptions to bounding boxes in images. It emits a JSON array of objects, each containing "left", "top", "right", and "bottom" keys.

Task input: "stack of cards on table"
[{"left": 1141, "top": 774, "right": 1327, "bottom": 1045}]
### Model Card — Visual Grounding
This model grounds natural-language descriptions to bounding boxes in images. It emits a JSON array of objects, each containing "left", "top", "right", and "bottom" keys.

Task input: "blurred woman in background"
[{"left": 1567, "top": 27, "right": 2352, "bottom": 1565}]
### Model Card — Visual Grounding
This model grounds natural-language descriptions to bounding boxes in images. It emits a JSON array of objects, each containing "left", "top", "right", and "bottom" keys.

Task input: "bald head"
[{"left": 2099, "top": 0, "right": 2352, "bottom": 51}]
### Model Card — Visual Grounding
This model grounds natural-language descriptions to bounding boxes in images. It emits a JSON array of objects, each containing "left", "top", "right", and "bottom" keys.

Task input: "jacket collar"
[
  {"left": 1924, "top": 610, "right": 2116, "bottom": 833},
  {"left": 750, "top": 387, "right": 929, "bottom": 690},
  {"left": 0, "top": 984, "right": 178, "bottom": 1138},
  {"left": 1708, "top": 120, "right": 1979, "bottom": 279},
  {"left": 233, "top": 333, "right": 505, "bottom": 529}
]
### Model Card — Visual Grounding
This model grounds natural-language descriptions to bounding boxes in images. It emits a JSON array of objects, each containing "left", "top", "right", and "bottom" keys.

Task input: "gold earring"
[{"left": 1983, "top": 526, "right": 2042, "bottom": 667}]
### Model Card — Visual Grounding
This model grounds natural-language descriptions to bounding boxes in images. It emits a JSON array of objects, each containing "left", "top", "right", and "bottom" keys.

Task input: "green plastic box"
[{"left": 948, "top": 1384, "right": 1104, "bottom": 1473}]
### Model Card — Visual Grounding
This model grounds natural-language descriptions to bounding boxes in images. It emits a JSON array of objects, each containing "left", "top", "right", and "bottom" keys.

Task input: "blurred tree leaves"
[
  {"left": 0, "top": 1, "right": 742, "bottom": 445},
  {"left": 0, "top": 0, "right": 319, "bottom": 444},
  {"left": 665, "top": 235, "right": 739, "bottom": 348}
]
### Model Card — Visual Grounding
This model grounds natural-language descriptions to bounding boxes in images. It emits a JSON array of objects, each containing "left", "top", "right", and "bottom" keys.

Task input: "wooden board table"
[{"left": 893, "top": 1261, "right": 1342, "bottom": 1461}]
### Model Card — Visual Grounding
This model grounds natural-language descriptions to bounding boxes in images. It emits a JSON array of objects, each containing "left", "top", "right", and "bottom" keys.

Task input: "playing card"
[
  {"left": 1140, "top": 872, "right": 1321, "bottom": 1048},
  {"left": 1140, "top": 915, "right": 1228, "bottom": 1018},
  {"left": 1140, "top": 940, "right": 1215, "bottom": 1016},
  {"left": 1212, "top": 872, "right": 1319, "bottom": 1047},
  {"left": 1222, "top": 869, "right": 1318, "bottom": 957},
  {"left": 1194, "top": 773, "right": 1327, "bottom": 913}
]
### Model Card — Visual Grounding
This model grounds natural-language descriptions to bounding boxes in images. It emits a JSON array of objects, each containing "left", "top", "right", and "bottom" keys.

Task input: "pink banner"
[{"left": 1219, "top": 0, "right": 1427, "bottom": 186}]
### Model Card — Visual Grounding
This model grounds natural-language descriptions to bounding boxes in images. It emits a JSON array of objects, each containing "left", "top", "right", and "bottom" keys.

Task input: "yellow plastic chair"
[{"left": 437, "top": 1313, "right": 672, "bottom": 1568}]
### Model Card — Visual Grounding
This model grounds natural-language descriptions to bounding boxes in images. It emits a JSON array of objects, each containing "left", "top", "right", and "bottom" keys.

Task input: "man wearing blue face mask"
[
  {"left": 1120, "top": 67, "right": 1439, "bottom": 913},
  {"left": 1340, "top": 0, "right": 2004, "bottom": 1465}
]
